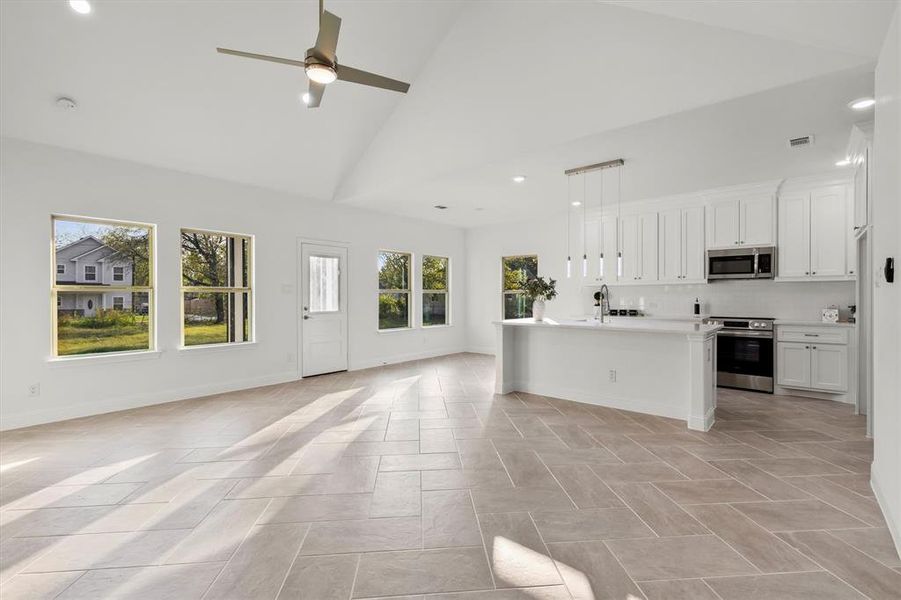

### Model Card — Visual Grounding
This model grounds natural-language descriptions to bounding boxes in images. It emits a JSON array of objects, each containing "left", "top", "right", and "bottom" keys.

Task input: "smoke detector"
[
  {"left": 787, "top": 135, "right": 814, "bottom": 149},
  {"left": 56, "top": 97, "right": 77, "bottom": 110}
]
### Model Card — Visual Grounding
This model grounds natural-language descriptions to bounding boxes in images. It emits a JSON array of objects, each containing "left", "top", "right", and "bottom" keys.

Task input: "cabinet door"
[
  {"left": 619, "top": 215, "right": 640, "bottom": 282},
  {"left": 600, "top": 216, "right": 619, "bottom": 282},
  {"left": 809, "top": 186, "right": 847, "bottom": 278},
  {"left": 853, "top": 148, "right": 868, "bottom": 230},
  {"left": 777, "top": 193, "right": 810, "bottom": 278},
  {"left": 682, "top": 206, "right": 706, "bottom": 281},
  {"left": 639, "top": 213, "right": 658, "bottom": 282},
  {"left": 811, "top": 344, "right": 848, "bottom": 392},
  {"left": 777, "top": 342, "right": 811, "bottom": 388},
  {"left": 707, "top": 199, "right": 740, "bottom": 248},
  {"left": 740, "top": 194, "right": 775, "bottom": 246},
  {"left": 658, "top": 208, "right": 682, "bottom": 282},
  {"left": 584, "top": 218, "right": 600, "bottom": 283}
]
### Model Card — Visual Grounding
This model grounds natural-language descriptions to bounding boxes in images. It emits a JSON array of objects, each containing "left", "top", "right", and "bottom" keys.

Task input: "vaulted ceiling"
[{"left": 1, "top": 1, "right": 895, "bottom": 227}]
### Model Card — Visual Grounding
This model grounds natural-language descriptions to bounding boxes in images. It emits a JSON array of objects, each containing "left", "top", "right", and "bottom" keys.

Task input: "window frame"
[
  {"left": 83, "top": 265, "right": 97, "bottom": 281},
  {"left": 179, "top": 227, "right": 254, "bottom": 349},
  {"left": 421, "top": 255, "right": 450, "bottom": 327},
  {"left": 377, "top": 250, "right": 413, "bottom": 331},
  {"left": 56, "top": 264, "right": 65, "bottom": 275},
  {"left": 112, "top": 266, "right": 125, "bottom": 282},
  {"left": 51, "top": 214, "right": 156, "bottom": 358},
  {"left": 112, "top": 296, "right": 125, "bottom": 310},
  {"left": 501, "top": 254, "right": 539, "bottom": 320}
]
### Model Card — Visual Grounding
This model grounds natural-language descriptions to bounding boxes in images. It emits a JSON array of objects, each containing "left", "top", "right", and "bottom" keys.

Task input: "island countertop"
[{"left": 494, "top": 317, "right": 722, "bottom": 337}]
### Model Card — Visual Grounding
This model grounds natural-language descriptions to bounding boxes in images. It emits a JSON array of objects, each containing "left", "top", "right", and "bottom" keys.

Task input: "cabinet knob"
[
  {"left": 805, "top": 272, "right": 809, "bottom": 275},
  {"left": 812, "top": 271, "right": 817, "bottom": 275},
  {"left": 812, "top": 346, "right": 817, "bottom": 350},
  {"left": 850, "top": 271, "right": 855, "bottom": 274},
  {"left": 805, "top": 346, "right": 809, "bottom": 349}
]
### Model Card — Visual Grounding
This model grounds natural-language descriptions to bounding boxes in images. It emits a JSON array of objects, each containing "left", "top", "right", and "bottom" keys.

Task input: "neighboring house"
[{"left": 55, "top": 236, "right": 136, "bottom": 316}]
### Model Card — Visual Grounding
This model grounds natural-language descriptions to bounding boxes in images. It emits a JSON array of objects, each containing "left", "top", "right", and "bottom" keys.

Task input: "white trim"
[
  {"left": 350, "top": 347, "right": 466, "bottom": 371},
  {"left": 112, "top": 295, "right": 125, "bottom": 310},
  {"left": 376, "top": 326, "right": 414, "bottom": 334},
  {"left": 112, "top": 266, "right": 125, "bottom": 282},
  {"left": 178, "top": 341, "right": 258, "bottom": 353},
  {"left": 1, "top": 369, "right": 297, "bottom": 431},
  {"left": 48, "top": 349, "right": 162, "bottom": 367},
  {"left": 511, "top": 379, "right": 687, "bottom": 421},
  {"left": 83, "top": 264, "right": 97, "bottom": 281}
]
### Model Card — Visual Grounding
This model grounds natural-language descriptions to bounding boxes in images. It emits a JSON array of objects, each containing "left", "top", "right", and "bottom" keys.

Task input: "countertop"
[
  {"left": 494, "top": 317, "right": 722, "bottom": 336},
  {"left": 774, "top": 319, "right": 856, "bottom": 328}
]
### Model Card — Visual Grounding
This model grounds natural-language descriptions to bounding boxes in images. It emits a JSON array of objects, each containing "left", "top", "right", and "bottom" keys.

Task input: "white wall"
[
  {"left": 870, "top": 0, "right": 901, "bottom": 557},
  {"left": 465, "top": 211, "right": 854, "bottom": 353},
  {"left": 0, "top": 138, "right": 466, "bottom": 430}
]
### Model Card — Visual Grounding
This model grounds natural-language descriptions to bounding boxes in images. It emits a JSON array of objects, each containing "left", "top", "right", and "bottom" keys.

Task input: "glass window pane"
[
  {"left": 56, "top": 291, "right": 150, "bottom": 356},
  {"left": 183, "top": 291, "right": 250, "bottom": 346},
  {"left": 502, "top": 256, "right": 538, "bottom": 292},
  {"left": 379, "top": 292, "right": 409, "bottom": 329},
  {"left": 378, "top": 251, "right": 410, "bottom": 290},
  {"left": 422, "top": 256, "right": 448, "bottom": 290},
  {"left": 423, "top": 292, "right": 447, "bottom": 326},
  {"left": 54, "top": 219, "right": 151, "bottom": 286},
  {"left": 181, "top": 231, "right": 230, "bottom": 287},
  {"left": 504, "top": 292, "right": 532, "bottom": 319},
  {"left": 309, "top": 255, "right": 340, "bottom": 313}
]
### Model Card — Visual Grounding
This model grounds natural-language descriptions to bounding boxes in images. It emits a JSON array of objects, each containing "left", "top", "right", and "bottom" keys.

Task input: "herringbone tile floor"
[{"left": 1, "top": 353, "right": 899, "bottom": 599}]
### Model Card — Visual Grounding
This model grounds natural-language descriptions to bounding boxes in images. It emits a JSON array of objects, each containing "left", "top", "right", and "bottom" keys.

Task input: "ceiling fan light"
[{"left": 305, "top": 63, "right": 337, "bottom": 84}]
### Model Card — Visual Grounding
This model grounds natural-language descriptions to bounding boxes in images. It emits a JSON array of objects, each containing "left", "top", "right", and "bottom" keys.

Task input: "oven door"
[
  {"left": 716, "top": 330, "right": 774, "bottom": 393},
  {"left": 707, "top": 252, "right": 757, "bottom": 279}
]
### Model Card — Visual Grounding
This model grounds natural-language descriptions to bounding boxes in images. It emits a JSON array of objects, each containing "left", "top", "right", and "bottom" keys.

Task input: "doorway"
[{"left": 300, "top": 242, "right": 348, "bottom": 377}]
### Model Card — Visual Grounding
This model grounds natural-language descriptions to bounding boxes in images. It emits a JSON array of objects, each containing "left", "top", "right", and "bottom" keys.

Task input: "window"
[
  {"left": 309, "top": 255, "right": 340, "bottom": 313},
  {"left": 378, "top": 250, "right": 411, "bottom": 330},
  {"left": 181, "top": 229, "right": 253, "bottom": 347},
  {"left": 112, "top": 296, "right": 124, "bottom": 310},
  {"left": 113, "top": 266, "right": 125, "bottom": 281},
  {"left": 502, "top": 255, "right": 538, "bottom": 319},
  {"left": 422, "top": 255, "right": 449, "bottom": 326},
  {"left": 56, "top": 264, "right": 65, "bottom": 275},
  {"left": 52, "top": 216, "right": 154, "bottom": 357}
]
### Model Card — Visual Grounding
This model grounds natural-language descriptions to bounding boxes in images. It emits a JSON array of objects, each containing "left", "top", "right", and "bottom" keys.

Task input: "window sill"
[
  {"left": 178, "top": 341, "right": 258, "bottom": 353},
  {"left": 48, "top": 350, "right": 162, "bottom": 367},
  {"left": 377, "top": 327, "right": 414, "bottom": 334},
  {"left": 422, "top": 324, "right": 453, "bottom": 329}
]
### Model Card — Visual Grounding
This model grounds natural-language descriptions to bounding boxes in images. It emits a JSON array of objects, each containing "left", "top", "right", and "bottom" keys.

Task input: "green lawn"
[
  {"left": 57, "top": 323, "right": 149, "bottom": 355},
  {"left": 184, "top": 322, "right": 228, "bottom": 346}
]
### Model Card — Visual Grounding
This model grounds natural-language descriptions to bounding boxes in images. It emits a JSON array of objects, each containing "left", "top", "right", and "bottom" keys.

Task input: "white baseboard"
[
  {"left": 511, "top": 379, "right": 687, "bottom": 422},
  {"left": 688, "top": 405, "right": 716, "bottom": 432},
  {"left": 871, "top": 463, "right": 901, "bottom": 561},
  {"left": 349, "top": 347, "right": 465, "bottom": 371},
  {"left": 0, "top": 370, "right": 299, "bottom": 431},
  {"left": 466, "top": 345, "right": 495, "bottom": 355}
]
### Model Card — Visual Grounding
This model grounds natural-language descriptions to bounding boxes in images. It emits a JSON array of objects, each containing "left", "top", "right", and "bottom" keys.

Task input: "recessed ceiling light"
[
  {"left": 571, "top": 201, "right": 582, "bottom": 206},
  {"left": 835, "top": 158, "right": 851, "bottom": 167},
  {"left": 69, "top": 0, "right": 91, "bottom": 14},
  {"left": 301, "top": 92, "right": 311, "bottom": 105},
  {"left": 434, "top": 205, "right": 448, "bottom": 210},
  {"left": 512, "top": 175, "right": 526, "bottom": 183},
  {"left": 848, "top": 97, "right": 875, "bottom": 110}
]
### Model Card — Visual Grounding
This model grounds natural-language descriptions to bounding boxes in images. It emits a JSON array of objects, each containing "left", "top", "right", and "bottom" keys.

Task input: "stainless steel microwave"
[{"left": 707, "top": 246, "right": 775, "bottom": 280}]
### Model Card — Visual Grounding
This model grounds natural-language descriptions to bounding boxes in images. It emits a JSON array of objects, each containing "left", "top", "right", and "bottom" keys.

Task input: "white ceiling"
[{"left": 1, "top": 1, "right": 895, "bottom": 227}]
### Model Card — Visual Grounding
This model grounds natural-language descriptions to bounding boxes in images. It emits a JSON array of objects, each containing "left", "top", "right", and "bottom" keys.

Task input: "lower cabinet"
[{"left": 776, "top": 326, "right": 849, "bottom": 393}]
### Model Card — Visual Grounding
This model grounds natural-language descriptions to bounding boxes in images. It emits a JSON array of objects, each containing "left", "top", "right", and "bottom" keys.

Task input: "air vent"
[{"left": 788, "top": 135, "right": 814, "bottom": 149}]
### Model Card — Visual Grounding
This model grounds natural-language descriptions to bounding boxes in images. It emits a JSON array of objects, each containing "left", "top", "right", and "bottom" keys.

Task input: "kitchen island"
[{"left": 494, "top": 317, "right": 722, "bottom": 431}]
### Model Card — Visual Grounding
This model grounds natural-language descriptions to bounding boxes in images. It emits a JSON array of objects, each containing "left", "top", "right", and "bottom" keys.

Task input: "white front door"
[{"left": 301, "top": 243, "right": 348, "bottom": 377}]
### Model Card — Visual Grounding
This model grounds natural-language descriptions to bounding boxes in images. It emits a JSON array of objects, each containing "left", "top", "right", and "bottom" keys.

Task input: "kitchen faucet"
[{"left": 598, "top": 284, "right": 610, "bottom": 320}]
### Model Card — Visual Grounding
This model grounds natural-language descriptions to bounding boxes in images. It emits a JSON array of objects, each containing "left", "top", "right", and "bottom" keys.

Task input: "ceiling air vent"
[{"left": 788, "top": 135, "right": 815, "bottom": 149}]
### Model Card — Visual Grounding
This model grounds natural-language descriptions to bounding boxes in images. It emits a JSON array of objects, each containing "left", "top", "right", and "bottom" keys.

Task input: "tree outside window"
[
  {"left": 378, "top": 251, "right": 411, "bottom": 330},
  {"left": 502, "top": 255, "right": 538, "bottom": 319},
  {"left": 422, "top": 255, "right": 449, "bottom": 327}
]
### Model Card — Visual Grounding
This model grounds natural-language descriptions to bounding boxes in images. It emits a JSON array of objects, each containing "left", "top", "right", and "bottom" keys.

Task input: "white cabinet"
[
  {"left": 777, "top": 184, "right": 852, "bottom": 280},
  {"left": 777, "top": 342, "right": 812, "bottom": 388},
  {"left": 639, "top": 213, "right": 658, "bottom": 282},
  {"left": 706, "top": 195, "right": 774, "bottom": 248},
  {"left": 618, "top": 213, "right": 657, "bottom": 282},
  {"left": 776, "top": 326, "right": 849, "bottom": 394},
  {"left": 658, "top": 206, "right": 705, "bottom": 283}
]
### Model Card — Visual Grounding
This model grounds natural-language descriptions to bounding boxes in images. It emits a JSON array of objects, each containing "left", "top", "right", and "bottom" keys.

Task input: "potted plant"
[{"left": 522, "top": 276, "right": 557, "bottom": 321}]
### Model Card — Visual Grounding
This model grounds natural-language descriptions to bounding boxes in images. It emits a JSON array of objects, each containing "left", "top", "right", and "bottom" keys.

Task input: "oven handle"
[{"left": 716, "top": 330, "right": 774, "bottom": 339}]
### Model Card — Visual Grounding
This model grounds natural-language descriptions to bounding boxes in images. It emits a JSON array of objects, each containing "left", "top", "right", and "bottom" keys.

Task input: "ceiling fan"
[{"left": 216, "top": 0, "right": 410, "bottom": 108}]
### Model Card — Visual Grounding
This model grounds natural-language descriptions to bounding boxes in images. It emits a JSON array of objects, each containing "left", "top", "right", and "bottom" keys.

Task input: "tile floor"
[{"left": 1, "top": 353, "right": 899, "bottom": 599}]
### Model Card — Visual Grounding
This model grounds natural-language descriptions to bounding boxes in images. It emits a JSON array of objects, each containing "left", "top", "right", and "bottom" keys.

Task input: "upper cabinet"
[
  {"left": 847, "top": 121, "right": 872, "bottom": 233},
  {"left": 618, "top": 213, "right": 657, "bottom": 283},
  {"left": 776, "top": 181, "right": 854, "bottom": 281},
  {"left": 706, "top": 194, "right": 775, "bottom": 248},
  {"left": 659, "top": 206, "right": 705, "bottom": 283}
]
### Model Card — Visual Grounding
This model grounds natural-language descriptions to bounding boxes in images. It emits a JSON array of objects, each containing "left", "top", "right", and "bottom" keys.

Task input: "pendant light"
[
  {"left": 581, "top": 174, "right": 588, "bottom": 277},
  {"left": 616, "top": 164, "right": 623, "bottom": 278},
  {"left": 598, "top": 170, "right": 605, "bottom": 278},
  {"left": 565, "top": 177, "right": 572, "bottom": 278}
]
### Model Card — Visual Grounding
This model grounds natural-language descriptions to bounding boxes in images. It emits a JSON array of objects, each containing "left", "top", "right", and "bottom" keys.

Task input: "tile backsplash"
[{"left": 585, "top": 280, "right": 856, "bottom": 321}]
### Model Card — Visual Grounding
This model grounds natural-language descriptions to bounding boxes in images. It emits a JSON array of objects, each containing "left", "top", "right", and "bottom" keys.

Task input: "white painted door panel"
[
  {"left": 707, "top": 199, "right": 740, "bottom": 248},
  {"left": 809, "top": 186, "right": 847, "bottom": 278},
  {"left": 682, "top": 206, "right": 705, "bottom": 281},
  {"left": 301, "top": 243, "right": 348, "bottom": 377},
  {"left": 777, "top": 193, "right": 810, "bottom": 278},
  {"left": 811, "top": 344, "right": 848, "bottom": 392},
  {"left": 777, "top": 342, "right": 811, "bottom": 388},
  {"left": 740, "top": 195, "right": 775, "bottom": 246},
  {"left": 639, "top": 213, "right": 658, "bottom": 282},
  {"left": 619, "top": 215, "right": 640, "bottom": 282},
  {"left": 659, "top": 209, "right": 682, "bottom": 282}
]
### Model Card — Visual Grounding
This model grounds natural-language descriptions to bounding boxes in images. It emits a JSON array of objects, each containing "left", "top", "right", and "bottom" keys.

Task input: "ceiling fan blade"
[
  {"left": 216, "top": 47, "right": 305, "bottom": 68},
  {"left": 313, "top": 10, "right": 341, "bottom": 63},
  {"left": 306, "top": 81, "right": 325, "bottom": 108},
  {"left": 336, "top": 65, "right": 410, "bottom": 94}
]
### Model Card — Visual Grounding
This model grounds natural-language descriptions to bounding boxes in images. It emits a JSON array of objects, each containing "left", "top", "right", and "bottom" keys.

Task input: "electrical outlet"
[
  {"left": 608, "top": 370, "right": 616, "bottom": 383},
  {"left": 28, "top": 383, "right": 40, "bottom": 397}
]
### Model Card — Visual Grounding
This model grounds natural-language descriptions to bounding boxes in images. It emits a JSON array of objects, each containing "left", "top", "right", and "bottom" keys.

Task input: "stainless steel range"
[{"left": 709, "top": 316, "right": 775, "bottom": 393}]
